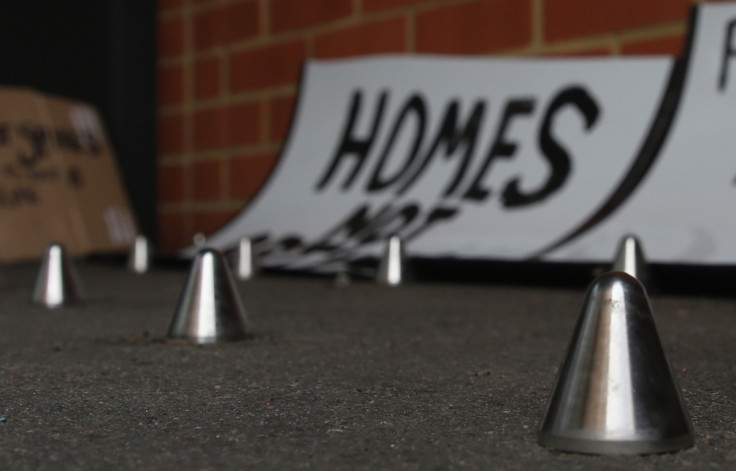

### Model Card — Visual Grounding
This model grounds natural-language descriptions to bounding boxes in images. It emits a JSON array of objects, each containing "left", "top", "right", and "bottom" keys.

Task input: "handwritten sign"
[
  {"left": 0, "top": 88, "right": 137, "bottom": 261},
  {"left": 196, "top": 3, "right": 736, "bottom": 270}
]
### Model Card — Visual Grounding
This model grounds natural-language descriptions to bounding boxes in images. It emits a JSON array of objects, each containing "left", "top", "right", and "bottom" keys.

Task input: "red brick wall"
[{"left": 156, "top": 0, "right": 707, "bottom": 251}]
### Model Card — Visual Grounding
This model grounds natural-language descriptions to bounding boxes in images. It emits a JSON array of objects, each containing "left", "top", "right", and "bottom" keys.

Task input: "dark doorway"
[{"left": 0, "top": 0, "right": 157, "bottom": 242}]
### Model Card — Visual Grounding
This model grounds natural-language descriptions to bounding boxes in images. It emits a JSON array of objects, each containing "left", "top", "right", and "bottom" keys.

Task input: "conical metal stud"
[
  {"left": 31, "top": 243, "right": 84, "bottom": 308},
  {"left": 128, "top": 235, "right": 152, "bottom": 274},
  {"left": 333, "top": 271, "right": 351, "bottom": 289},
  {"left": 233, "top": 237, "right": 258, "bottom": 281},
  {"left": 166, "top": 248, "right": 248, "bottom": 344},
  {"left": 193, "top": 232, "right": 207, "bottom": 248},
  {"left": 611, "top": 234, "right": 649, "bottom": 283},
  {"left": 538, "top": 272, "right": 693, "bottom": 455},
  {"left": 377, "top": 235, "right": 408, "bottom": 286}
]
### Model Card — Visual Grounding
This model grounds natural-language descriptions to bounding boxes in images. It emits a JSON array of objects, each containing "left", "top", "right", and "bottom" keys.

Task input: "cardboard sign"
[
  {"left": 0, "top": 87, "right": 137, "bottom": 261},
  {"left": 196, "top": 3, "right": 736, "bottom": 271}
]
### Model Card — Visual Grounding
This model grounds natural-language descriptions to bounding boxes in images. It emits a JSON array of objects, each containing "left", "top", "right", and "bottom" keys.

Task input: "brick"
[
  {"left": 159, "top": 0, "right": 184, "bottom": 11},
  {"left": 158, "top": 164, "right": 188, "bottom": 204},
  {"left": 158, "top": 64, "right": 185, "bottom": 106},
  {"left": 194, "top": 0, "right": 259, "bottom": 51},
  {"left": 268, "top": 94, "right": 296, "bottom": 143},
  {"left": 228, "top": 1, "right": 262, "bottom": 42},
  {"left": 194, "top": 56, "right": 222, "bottom": 100},
  {"left": 416, "top": 0, "right": 532, "bottom": 54},
  {"left": 192, "top": 108, "right": 224, "bottom": 151},
  {"left": 270, "top": 0, "right": 353, "bottom": 34},
  {"left": 158, "top": 113, "right": 186, "bottom": 155},
  {"left": 158, "top": 211, "right": 192, "bottom": 252},
  {"left": 230, "top": 102, "right": 262, "bottom": 147},
  {"left": 230, "top": 40, "right": 306, "bottom": 92},
  {"left": 621, "top": 35, "right": 685, "bottom": 56},
  {"left": 158, "top": 16, "right": 185, "bottom": 58},
  {"left": 193, "top": 7, "right": 220, "bottom": 50},
  {"left": 564, "top": 47, "right": 614, "bottom": 57},
  {"left": 228, "top": 154, "right": 278, "bottom": 200},
  {"left": 192, "top": 102, "right": 260, "bottom": 151},
  {"left": 314, "top": 17, "right": 407, "bottom": 59},
  {"left": 544, "top": 46, "right": 614, "bottom": 57},
  {"left": 544, "top": 0, "right": 692, "bottom": 42},
  {"left": 193, "top": 160, "right": 223, "bottom": 201},
  {"left": 193, "top": 209, "right": 238, "bottom": 235},
  {"left": 363, "top": 0, "right": 429, "bottom": 13}
]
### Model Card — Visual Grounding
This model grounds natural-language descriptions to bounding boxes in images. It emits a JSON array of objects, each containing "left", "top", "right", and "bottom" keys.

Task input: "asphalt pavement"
[{"left": 0, "top": 259, "right": 735, "bottom": 470}]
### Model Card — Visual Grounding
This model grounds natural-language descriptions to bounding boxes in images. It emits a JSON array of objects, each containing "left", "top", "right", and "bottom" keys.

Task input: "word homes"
[{"left": 316, "top": 87, "right": 600, "bottom": 208}]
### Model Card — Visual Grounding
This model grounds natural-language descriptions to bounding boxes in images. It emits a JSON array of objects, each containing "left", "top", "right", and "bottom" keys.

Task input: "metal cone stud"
[
  {"left": 377, "top": 235, "right": 407, "bottom": 286},
  {"left": 31, "top": 243, "right": 84, "bottom": 308},
  {"left": 611, "top": 234, "right": 649, "bottom": 283},
  {"left": 193, "top": 232, "right": 207, "bottom": 248},
  {"left": 166, "top": 248, "right": 249, "bottom": 344},
  {"left": 128, "top": 235, "right": 152, "bottom": 274},
  {"left": 233, "top": 237, "right": 258, "bottom": 281},
  {"left": 333, "top": 271, "right": 351, "bottom": 289},
  {"left": 538, "top": 272, "right": 693, "bottom": 455}
]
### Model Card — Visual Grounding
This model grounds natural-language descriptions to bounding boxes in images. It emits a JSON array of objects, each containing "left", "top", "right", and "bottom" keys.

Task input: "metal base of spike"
[{"left": 538, "top": 432, "right": 693, "bottom": 456}]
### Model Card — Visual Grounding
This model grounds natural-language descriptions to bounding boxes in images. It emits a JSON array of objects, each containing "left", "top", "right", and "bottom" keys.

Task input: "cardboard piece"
[{"left": 0, "top": 87, "right": 137, "bottom": 262}]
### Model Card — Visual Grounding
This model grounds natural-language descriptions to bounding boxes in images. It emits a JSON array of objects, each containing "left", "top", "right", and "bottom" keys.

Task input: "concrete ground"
[{"left": 0, "top": 259, "right": 735, "bottom": 470}]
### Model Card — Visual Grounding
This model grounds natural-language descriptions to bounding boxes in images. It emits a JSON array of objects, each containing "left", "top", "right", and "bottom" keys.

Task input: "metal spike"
[
  {"left": 233, "top": 237, "right": 258, "bottom": 281},
  {"left": 128, "top": 235, "right": 152, "bottom": 274},
  {"left": 377, "top": 235, "right": 407, "bottom": 286},
  {"left": 193, "top": 232, "right": 207, "bottom": 248},
  {"left": 333, "top": 271, "right": 351, "bottom": 289},
  {"left": 611, "top": 234, "right": 649, "bottom": 283},
  {"left": 31, "top": 243, "right": 84, "bottom": 308},
  {"left": 166, "top": 248, "right": 248, "bottom": 344},
  {"left": 538, "top": 272, "right": 693, "bottom": 455}
]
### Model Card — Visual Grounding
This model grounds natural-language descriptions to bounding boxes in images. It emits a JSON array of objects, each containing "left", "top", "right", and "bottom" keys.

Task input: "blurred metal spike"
[
  {"left": 128, "top": 235, "right": 152, "bottom": 274},
  {"left": 538, "top": 272, "right": 693, "bottom": 455},
  {"left": 611, "top": 234, "right": 649, "bottom": 282},
  {"left": 193, "top": 232, "right": 207, "bottom": 248},
  {"left": 377, "top": 235, "right": 407, "bottom": 286},
  {"left": 333, "top": 271, "right": 351, "bottom": 289},
  {"left": 31, "top": 243, "right": 84, "bottom": 309},
  {"left": 167, "top": 248, "right": 248, "bottom": 344},
  {"left": 234, "top": 237, "right": 258, "bottom": 281}
]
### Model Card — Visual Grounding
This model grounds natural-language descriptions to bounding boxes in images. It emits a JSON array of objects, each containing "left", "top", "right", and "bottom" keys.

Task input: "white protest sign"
[
  {"left": 546, "top": 3, "right": 736, "bottom": 263},
  {"left": 191, "top": 3, "right": 736, "bottom": 270}
]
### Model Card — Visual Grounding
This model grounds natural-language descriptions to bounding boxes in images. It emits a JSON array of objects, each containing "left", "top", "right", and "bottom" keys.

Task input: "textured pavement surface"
[{"left": 0, "top": 260, "right": 735, "bottom": 470}]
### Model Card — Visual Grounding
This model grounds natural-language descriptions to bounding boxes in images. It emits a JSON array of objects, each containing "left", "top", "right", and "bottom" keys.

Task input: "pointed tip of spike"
[
  {"left": 128, "top": 235, "right": 152, "bottom": 274},
  {"left": 31, "top": 243, "right": 84, "bottom": 309},
  {"left": 611, "top": 234, "right": 649, "bottom": 283},
  {"left": 538, "top": 271, "right": 693, "bottom": 455},
  {"left": 376, "top": 235, "right": 408, "bottom": 286},
  {"left": 167, "top": 248, "right": 249, "bottom": 344}
]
